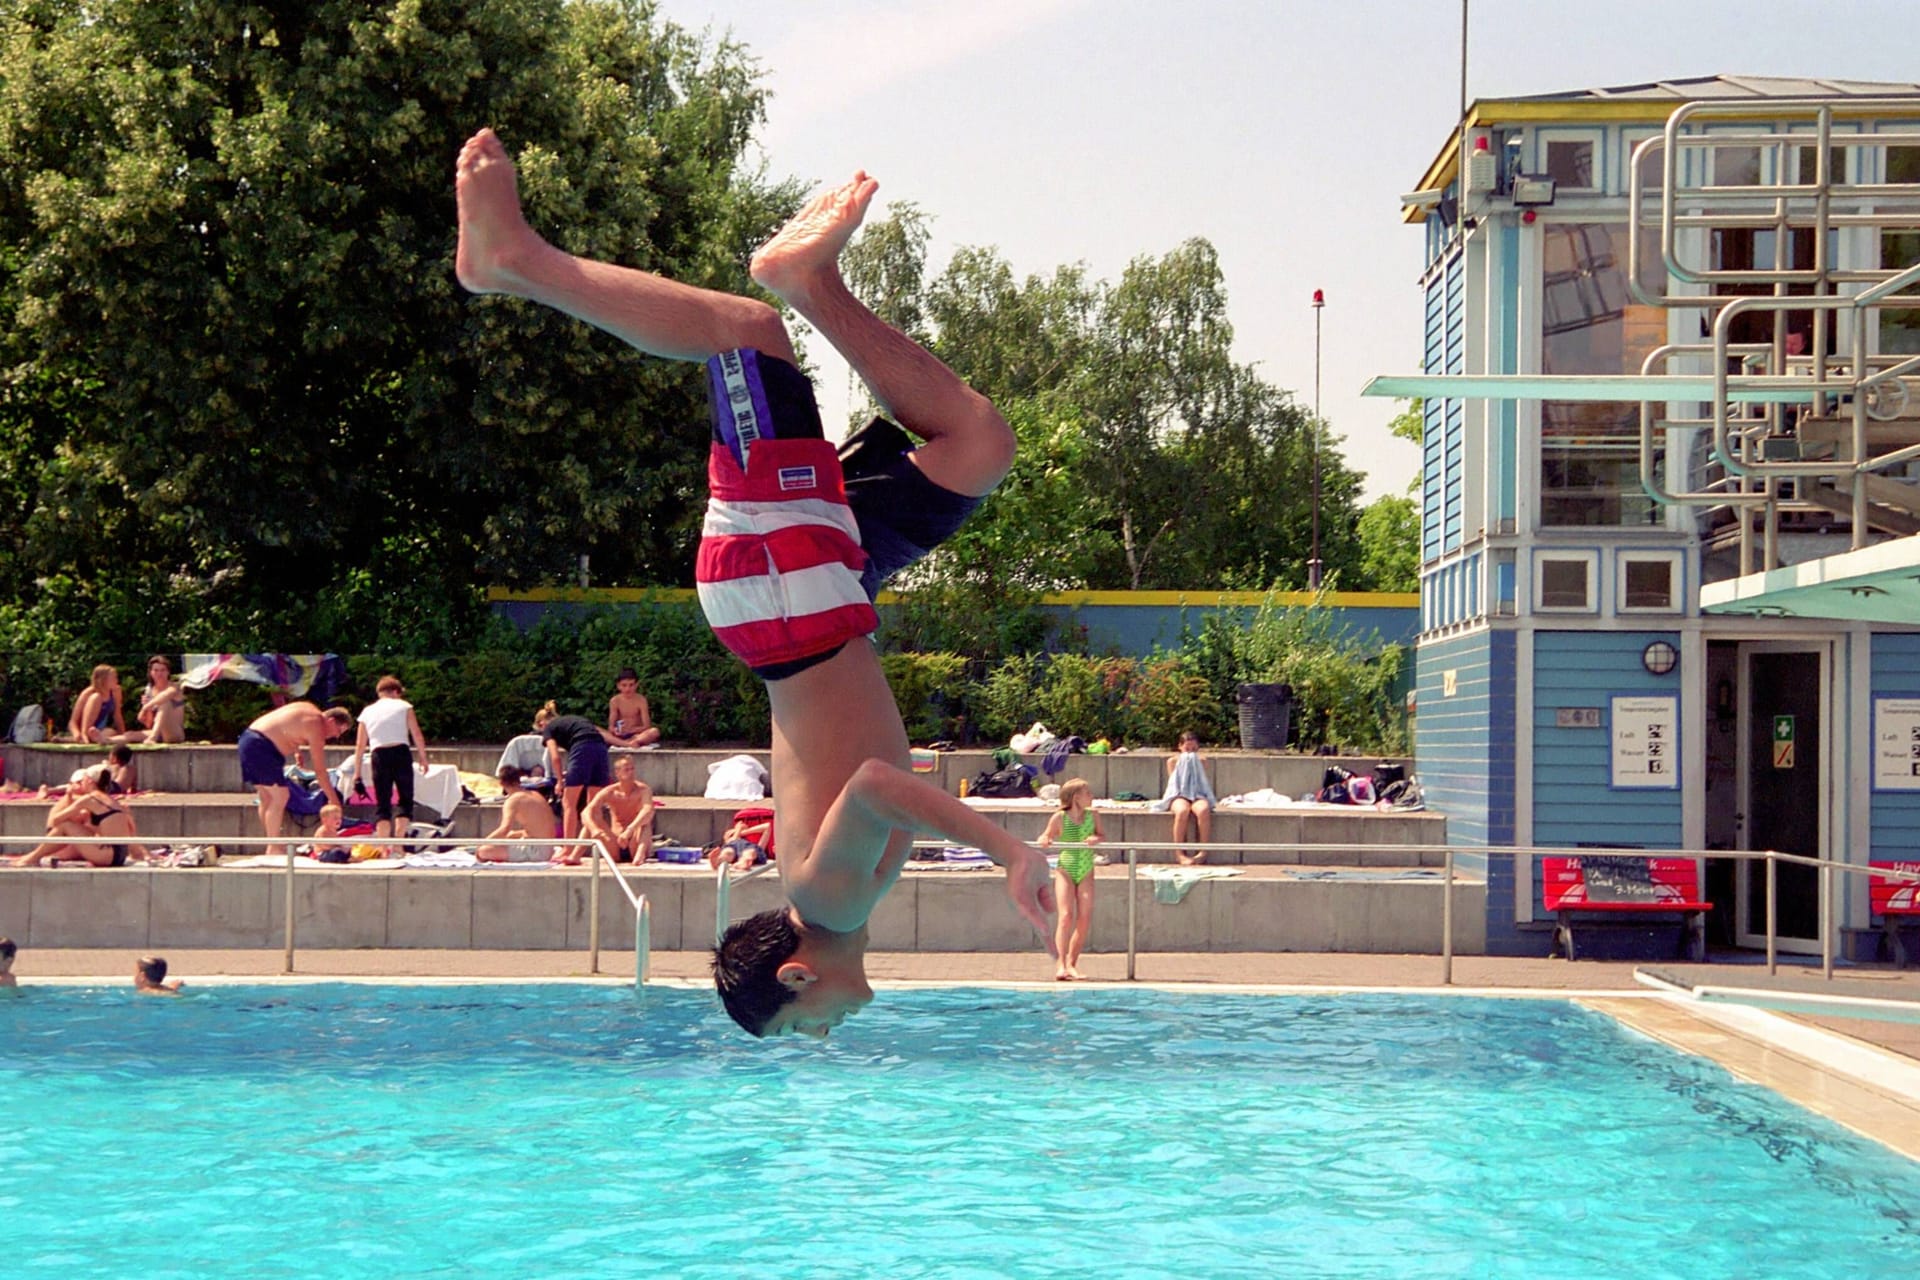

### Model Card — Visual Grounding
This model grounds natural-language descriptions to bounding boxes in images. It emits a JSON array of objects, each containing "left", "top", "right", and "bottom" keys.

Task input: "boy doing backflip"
[{"left": 455, "top": 130, "right": 1055, "bottom": 1038}]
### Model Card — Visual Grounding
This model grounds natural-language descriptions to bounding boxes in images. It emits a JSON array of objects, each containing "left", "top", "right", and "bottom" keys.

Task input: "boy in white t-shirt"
[{"left": 352, "top": 675, "right": 431, "bottom": 849}]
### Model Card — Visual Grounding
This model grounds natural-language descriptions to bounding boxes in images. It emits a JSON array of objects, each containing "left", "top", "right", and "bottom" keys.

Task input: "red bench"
[
  {"left": 1542, "top": 855, "right": 1711, "bottom": 962},
  {"left": 1869, "top": 860, "right": 1920, "bottom": 968}
]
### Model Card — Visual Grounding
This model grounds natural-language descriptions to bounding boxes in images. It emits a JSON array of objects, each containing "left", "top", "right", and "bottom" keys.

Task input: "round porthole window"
[{"left": 1641, "top": 640, "right": 1679, "bottom": 675}]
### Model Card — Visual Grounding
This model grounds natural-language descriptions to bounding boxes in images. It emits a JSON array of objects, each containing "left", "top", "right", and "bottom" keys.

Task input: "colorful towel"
[
  {"left": 1139, "top": 865, "right": 1241, "bottom": 904},
  {"left": 179, "top": 653, "right": 346, "bottom": 703}
]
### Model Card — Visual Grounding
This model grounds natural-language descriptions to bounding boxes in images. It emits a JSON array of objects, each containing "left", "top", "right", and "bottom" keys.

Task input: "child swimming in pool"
[
  {"left": 455, "top": 128, "right": 1055, "bottom": 1037},
  {"left": 1038, "top": 779, "right": 1104, "bottom": 981},
  {"left": 0, "top": 937, "right": 17, "bottom": 990}
]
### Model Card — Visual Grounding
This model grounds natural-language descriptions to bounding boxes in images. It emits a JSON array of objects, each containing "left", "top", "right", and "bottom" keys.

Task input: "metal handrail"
[
  {"left": 8, "top": 833, "right": 1916, "bottom": 989},
  {"left": 586, "top": 844, "right": 651, "bottom": 988}
]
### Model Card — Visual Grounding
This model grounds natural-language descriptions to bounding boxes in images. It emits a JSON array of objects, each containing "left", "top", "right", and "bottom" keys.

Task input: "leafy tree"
[
  {"left": 838, "top": 211, "right": 1364, "bottom": 596},
  {"left": 1355, "top": 494, "right": 1419, "bottom": 591},
  {"left": 0, "top": 0, "right": 798, "bottom": 654}
]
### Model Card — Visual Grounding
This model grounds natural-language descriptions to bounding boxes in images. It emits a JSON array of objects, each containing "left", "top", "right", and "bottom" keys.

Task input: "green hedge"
[{"left": 0, "top": 598, "right": 1407, "bottom": 753}]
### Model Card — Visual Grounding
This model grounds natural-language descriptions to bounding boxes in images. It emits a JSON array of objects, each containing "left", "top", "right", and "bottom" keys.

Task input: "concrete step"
[
  {"left": 0, "top": 795, "right": 1446, "bottom": 864},
  {"left": 0, "top": 862, "right": 1486, "bottom": 956},
  {"left": 3, "top": 743, "right": 1399, "bottom": 802}
]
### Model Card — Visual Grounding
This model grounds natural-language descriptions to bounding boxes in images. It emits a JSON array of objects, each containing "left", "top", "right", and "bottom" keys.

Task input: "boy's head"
[
  {"left": 614, "top": 756, "right": 636, "bottom": 783},
  {"left": 1179, "top": 730, "right": 1201, "bottom": 751},
  {"left": 376, "top": 674, "right": 404, "bottom": 697},
  {"left": 1058, "top": 778, "right": 1091, "bottom": 810},
  {"left": 318, "top": 803, "right": 343, "bottom": 828},
  {"left": 712, "top": 908, "right": 872, "bottom": 1038},
  {"left": 110, "top": 744, "right": 133, "bottom": 766},
  {"left": 136, "top": 955, "right": 168, "bottom": 985},
  {"left": 498, "top": 764, "right": 524, "bottom": 789},
  {"left": 615, "top": 667, "right": 638, "bottom": 690},
  {"left": 0, "top": 937, "right": 15, "bottom": 969}
]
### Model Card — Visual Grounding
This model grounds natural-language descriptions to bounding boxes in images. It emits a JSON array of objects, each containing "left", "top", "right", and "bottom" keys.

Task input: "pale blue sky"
[{"left": 664, "top": 0, "right": 1920, "bottom": 498}]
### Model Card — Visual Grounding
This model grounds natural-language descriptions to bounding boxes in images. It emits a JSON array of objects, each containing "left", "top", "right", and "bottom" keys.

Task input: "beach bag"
[
  {"left": 970, "top": 765, "right": 1036, "bottom": 799},
  {"left": 7, "top": 703, "right": 45, "bottom": 744},
  {"left": 1371, "top": 762, "right": 1410, "bottom": 804},
  {"left": 1317, "top": 765, "right": 1354, "bottom": 805}
]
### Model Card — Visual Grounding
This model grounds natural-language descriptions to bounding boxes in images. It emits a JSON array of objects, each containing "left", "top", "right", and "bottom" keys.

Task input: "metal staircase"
[{"left": 1627, "top": 99, "right": 1920, "bottom": 576}]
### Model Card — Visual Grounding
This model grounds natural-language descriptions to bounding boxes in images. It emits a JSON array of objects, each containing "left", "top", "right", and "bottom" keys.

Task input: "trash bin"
[{"left": 1235, "top": 682, "right": 1293, "bottom": 750}]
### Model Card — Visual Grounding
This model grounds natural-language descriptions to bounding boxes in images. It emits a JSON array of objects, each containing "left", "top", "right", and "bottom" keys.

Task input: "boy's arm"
[{"left": 821, "top": 760, "right": 1056, "bottom": 948}]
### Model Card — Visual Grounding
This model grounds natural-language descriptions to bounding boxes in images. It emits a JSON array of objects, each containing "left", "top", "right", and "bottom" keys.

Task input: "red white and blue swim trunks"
[{"left": 695, "top": 349, "right": 980, "bottom": 681}]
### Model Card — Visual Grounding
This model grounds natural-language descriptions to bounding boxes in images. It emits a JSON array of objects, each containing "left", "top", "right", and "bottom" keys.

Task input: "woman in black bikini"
[{"left": 7, "top": 768, "right": 146, "bottom": 867}]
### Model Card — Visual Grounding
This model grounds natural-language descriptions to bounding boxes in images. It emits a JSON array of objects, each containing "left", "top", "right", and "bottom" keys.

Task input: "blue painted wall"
[
  {"left": 1528, "top": 630, "right": 1685, "bottom": 948},
  {"left": 1414, "top": 629, "right": 1516, "bottom": 860},
  {"left": 1869, "top": 634, "right": 1920, "bottom": 875}
]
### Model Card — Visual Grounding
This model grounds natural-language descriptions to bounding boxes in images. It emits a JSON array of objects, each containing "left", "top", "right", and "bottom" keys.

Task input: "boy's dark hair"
[
  {"left": 138, "top": 955, "right": 168, "bottom": 983},
  {"left": 0, "top": 937, "right": 16, "bottom": 961},
  {"left": 110, "top": 744, "right": 133, "bottom": 764},
  {"left": 616, "top": 667, "right": 638, "bottom": 683},
  {"left": 712, "top": 908, "right": 802, "bottom": 1036},
  {"left": 498, "top": 765, "right": 523, "bottom": 787}
]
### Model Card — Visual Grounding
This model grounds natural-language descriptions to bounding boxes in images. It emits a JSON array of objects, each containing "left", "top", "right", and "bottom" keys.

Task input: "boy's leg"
[
  {"left": 456, "top": 129, "right": 794, "bottom": 364},
  {"left": 751, "top": 174, "right": 1014, "bottom": 498}
]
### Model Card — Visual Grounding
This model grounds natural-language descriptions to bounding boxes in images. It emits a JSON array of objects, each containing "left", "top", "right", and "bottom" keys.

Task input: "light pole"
[{"left": 1308, "top": 288, "right": 1325, "bottom": 590}]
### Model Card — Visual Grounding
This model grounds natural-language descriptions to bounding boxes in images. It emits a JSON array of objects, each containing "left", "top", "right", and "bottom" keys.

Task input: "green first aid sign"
[{"left": 1773, "top": 715, "right": 1795, "bottom": 769}]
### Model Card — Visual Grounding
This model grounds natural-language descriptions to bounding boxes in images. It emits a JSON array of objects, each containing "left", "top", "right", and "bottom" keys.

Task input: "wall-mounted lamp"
[
  {"left": 1512, "top": 175, "right": 1557, "bottom": 207},
  {"left": 1641, "top": 640, "right": 1679, "bottom": 676}
]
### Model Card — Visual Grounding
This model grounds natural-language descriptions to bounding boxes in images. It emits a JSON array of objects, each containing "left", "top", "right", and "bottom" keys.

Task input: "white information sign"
[
  {"left": 1873, "top": 697, "right": 1920, "bottom": 791},
  {"left": 1611, "top": 695, "right": 1678, "bottom": 790}
]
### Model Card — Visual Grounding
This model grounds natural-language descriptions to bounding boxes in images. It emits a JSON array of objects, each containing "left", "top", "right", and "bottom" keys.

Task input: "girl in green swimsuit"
[{"left": 1039, "top": 779, "right": 1105, "bottom": 981}]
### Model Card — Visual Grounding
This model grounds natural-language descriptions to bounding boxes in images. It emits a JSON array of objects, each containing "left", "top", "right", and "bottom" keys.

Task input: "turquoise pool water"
[{"left": 3, "top": 986, "right": 1918, "bottom": 1278}]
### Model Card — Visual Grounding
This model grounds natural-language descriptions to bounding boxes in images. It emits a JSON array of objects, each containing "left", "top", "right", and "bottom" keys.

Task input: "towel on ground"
[
  {"left": 1139, "top": 864, "right": 1242, "bottom": 903},
  {"left": 1220, "top": 788, "right": 1296, "bottom": 808}
]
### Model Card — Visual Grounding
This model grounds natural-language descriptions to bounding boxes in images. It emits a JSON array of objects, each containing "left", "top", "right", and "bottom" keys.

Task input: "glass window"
[
  {"left": 1538, "top": 223, "right": 1668, "bottom": 526},
  {"left": 1882, "top": 230, "right": 1920, "bottom": 355},
  {"left": 1622, "top": 558, "right": 1676, "bottom": 610},
  {"left": 1714, "top": 145, "right": 1762, "bottom": 186},
  {"left": 1538, "top": 558, "right": 1594, "bottom": 610},
  {"left": 1795, "top": 145, "right": 1846, "bottom": 185},
  {"left": 1546, "top": 140, "right": 1595, "bottom": 189},
  {"left": 1888, "top": 146, "right": 1920, "bottom": 185}
]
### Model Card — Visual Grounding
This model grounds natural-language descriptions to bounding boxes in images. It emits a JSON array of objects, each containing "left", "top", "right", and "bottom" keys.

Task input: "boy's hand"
[{"left": 1003, "top": 845, "right": 1058, "bottom": 955}]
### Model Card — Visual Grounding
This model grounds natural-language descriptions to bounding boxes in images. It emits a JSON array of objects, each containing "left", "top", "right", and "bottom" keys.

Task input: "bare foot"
[
  {"left": 1054, "top": 966, "right": 1070, "bottom": 981},
  {"left": 1067, "top": 965, "right": 1084, "bottom": 980},
  {"left": 454, "top": 128, "right": 545, "bottom": 295},
  {"left": 749, "top": 172, "right": 879, "bottom": 306}
]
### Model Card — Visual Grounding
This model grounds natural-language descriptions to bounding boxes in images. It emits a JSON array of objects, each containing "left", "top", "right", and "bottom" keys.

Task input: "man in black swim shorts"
[{"left": 456, "top": 129, "right": 1056, "bottom": 1040}]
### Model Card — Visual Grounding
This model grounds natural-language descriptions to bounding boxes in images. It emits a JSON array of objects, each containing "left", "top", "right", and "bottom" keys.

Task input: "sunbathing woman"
[
  {"left": 9, "top": 768, "right": 147, "bottom": 867},
  {"left": 67, "top": 665, "right": 125, "bottom": 744}
]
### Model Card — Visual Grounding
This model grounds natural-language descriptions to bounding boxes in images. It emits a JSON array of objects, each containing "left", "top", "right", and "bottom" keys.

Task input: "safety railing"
[
  {"left": 1623, "top": 100, "right": 1920, "bottom": 564},
  {"left": 9, "top": 834, "right": 1916, "bottom": 991},
  {"left": 0, "top": 832, "right": 645, "bottom": 983}
]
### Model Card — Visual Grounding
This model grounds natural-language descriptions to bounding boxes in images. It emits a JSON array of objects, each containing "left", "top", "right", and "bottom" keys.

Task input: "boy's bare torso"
[{"left": 767, "top": 641, "right": 912, "bottom": 932}]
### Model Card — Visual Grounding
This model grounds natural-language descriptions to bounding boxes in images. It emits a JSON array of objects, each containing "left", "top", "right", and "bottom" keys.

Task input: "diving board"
[
  {"left": 1637, "top": 967, "right": 1920, "bottom": 1026},
  {"left": 1362, "top": 373, "right": 1824, "bottom": 404},
  {"left": 1700, "top": 535, "right": 1920, "bottom": 624}
]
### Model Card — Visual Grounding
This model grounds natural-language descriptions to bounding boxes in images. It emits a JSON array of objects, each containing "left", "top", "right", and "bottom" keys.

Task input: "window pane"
[
  {"left": 1624, "top": 560, "right": 1674, "bottom": 609},
  {"left": 1538, "top": 224, "right": 1669, "bottom": 527},
  {"left": 1889, "top": 146, "right": 1920, "bottom": 184},
  {"left": 1546, "top": 140, "right": 1594, "bottom": 189},
  {"left": 1715, "top": 146, "right": 1762, "bottom": 186},
  {"left": 1882, "top": 231, "right": 1920, "bottom": 354},
  {"left": 1541, "top": 560, "right": 1590, "bottom": 608},
  {"left": 1795, "top": 145, "right": 1845, "bottom": 184}
]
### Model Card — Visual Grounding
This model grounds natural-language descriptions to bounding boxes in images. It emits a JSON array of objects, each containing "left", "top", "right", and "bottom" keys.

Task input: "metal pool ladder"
[{"left": 586, "top": 844, "right": 651, "bottom": 988}]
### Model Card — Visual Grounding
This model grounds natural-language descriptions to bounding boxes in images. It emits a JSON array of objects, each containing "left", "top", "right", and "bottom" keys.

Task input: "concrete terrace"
[{"left": 2, "top": 742, "right": 1459, "bottom": 955}]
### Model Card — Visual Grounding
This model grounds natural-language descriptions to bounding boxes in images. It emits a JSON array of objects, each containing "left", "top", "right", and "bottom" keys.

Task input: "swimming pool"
[{"left": 3, "top": 986, "right": 1917, "bottom": 1277}]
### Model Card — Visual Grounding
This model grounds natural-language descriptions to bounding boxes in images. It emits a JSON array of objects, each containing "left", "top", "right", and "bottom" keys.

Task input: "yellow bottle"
[{"left": 959, "top": 776, "right": 970, "bottom": 798}]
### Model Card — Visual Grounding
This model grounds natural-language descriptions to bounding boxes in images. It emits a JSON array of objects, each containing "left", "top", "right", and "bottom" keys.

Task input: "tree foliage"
[
  {"left": 0, "top": 0, "right": 798, "bottom": 653},
  {"left": 839, "top": 208, "right": 1367, "bottom": 596}
]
